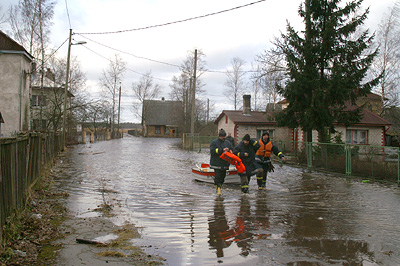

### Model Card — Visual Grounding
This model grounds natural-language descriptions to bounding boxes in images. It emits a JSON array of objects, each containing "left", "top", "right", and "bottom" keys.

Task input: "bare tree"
[
  {"left": 99, "top": 54, "right": 126, "bottom": 132},
  {"left": 261, "top": 70, "right": 284, "bottom": 109},
  {"left": 131, "top": 71, "right": 162, "bottom": 136},
  {"left": 169, "top": 50, "right": 207, "bottom": 132},
  {"left": 371, "top": 2, "right": 400, "bottom": 115},
  {"left": 224, "top": 57, "right": 247, "bottom": 110},
  {"left": 132, "top": 71, "right": 162, "bottom": 117},
  {"left": 250, "top": 63, "right": 264, "bottom": 111},
  {"left": 79, "top": 100, "right": 111, "bottom": 134},
  {"left": 0, "top": 5, "right": 7, "bottom": 29},
  {"left": 9, "top": 0, "right": 55, "bottom": 130},
  {"left": 9, "top": 0, "right": 55, "bottom": 59}
]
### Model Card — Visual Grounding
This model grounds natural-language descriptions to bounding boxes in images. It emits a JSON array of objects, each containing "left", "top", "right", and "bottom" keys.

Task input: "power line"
[
  {"left": 76, "top": 34, "right": 181, "bottom": 68},
  {"left": 75, "top": 34, "right": 260, "bottom": 74},
  {"left": 81, "top": 45, "right": 172, "bottom": 82},
  {"left": 43, "top": 38, "right": 69, "bottom": 64},
  {"left": 76, "top": 0, "right": 266, "bottom": 35}
]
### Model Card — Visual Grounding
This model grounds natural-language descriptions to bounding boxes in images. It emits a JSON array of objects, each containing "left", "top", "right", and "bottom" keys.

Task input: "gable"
[
  {"left": 0, "top": 30, "right": 33, "bottom": 61},
  {"left": 143, "top": 100, "right": 183, "bottom": 126},
  {"left": 215, "top": 110, "right": 276, "bottom": 125}
]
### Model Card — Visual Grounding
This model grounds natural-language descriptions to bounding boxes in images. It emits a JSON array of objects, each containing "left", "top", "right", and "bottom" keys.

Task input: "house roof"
[
  {"left": 215, "top": 110, "right": 277, "bottom": 125},
  {"left": 343, "top": 104, "right": 391, "bottom": 127},
  {"left": 143, "top": 99, "right": 183, "bottom": 126},
  {"left": 0, "top": 30, "right": 33, "bottom": 61},
  {"left": 216, "top": 104, "right": 391, "bottom": 128}
]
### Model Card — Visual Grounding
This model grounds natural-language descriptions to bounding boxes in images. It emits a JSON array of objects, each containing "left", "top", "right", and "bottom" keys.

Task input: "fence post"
[
  {"left": 398, "top": 148, "right": 400, "bottom": 186},
  {"left": 345, "top": 145, "right": 352, "bottom": 176},
  {"left": 307, "top": 142, "right": 312, "bottom": 170},
  {"left": 198, "top": 135, "right": 201, "bottom": 152}
]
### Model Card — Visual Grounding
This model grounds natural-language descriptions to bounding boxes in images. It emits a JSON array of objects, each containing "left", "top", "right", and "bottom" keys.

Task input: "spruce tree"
[{"left": 275, "top": 0, "right": 379, "bottom": 142}]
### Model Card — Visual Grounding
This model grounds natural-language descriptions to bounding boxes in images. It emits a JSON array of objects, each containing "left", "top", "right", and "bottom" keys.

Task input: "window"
[
  {"left": 155, "top": 126, "right": 161, "bottom": 134},
  {"left": 346, "top": 130, "right": 368, "bottom": 144},
  {"left": 31, "top": 95, "right": 46, "bottom": 107},
  {"left": 257, "top": 129, "right": 274, "bottom": 140},
  {"left": 33, "top": 119, "right": 47, "bottom": 130},
  {"left": 225, "top": 116, "right": 228, "bottom": 124}
]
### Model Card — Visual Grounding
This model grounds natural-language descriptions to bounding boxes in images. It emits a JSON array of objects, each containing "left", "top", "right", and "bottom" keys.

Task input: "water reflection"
[
  {"left": 208, "top": 194, "right": 272, "bottom": 259},
  {"left": 287, "top": 238, "right": 374, "bottom": 265},
  {"left": 208, "top": 197, "right": 230, "bottom": 258}
]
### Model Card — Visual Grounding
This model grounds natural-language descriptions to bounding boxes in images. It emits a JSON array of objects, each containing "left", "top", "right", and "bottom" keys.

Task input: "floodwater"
[{"left": 54, "top": 136, "right": 400, "bottom": 265}]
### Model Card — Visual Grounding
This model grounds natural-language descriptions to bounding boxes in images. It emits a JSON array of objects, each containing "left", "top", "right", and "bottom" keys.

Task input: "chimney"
[{"left": 243, "top": 95, "right": 251, "bottom": 116}]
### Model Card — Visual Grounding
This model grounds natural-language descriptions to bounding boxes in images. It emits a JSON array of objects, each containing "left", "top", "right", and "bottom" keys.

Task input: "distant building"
[
  {"left": 0, "top": 30, "right": 34, "bottom": 137},
  {"left": 30, "top": 69, "right": 74, "bottom": 131},
  {"left": 142, "top": 98, "right": 183, "bottom": 137}
]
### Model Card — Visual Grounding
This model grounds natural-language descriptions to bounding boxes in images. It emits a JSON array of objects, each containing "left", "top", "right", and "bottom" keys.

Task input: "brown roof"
[
  {"left": 0, "top": 30, "right": 33, "bottom": 60},
  {"left": 216, "top": 105, "right": 391, "bottom": 127},
  {"left": 143, "top": 99, "right": 183, "bottom": 126},
  {"left": 215, "top": 110, "right": 276, "bottom": 125},
  {"left": 343, "top": 105, "right": 391, "bottom": 127}
]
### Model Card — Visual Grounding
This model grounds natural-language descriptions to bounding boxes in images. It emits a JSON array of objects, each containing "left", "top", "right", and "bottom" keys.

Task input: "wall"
[
  {"left": 146, "top": 125, "right": 178, "bottom": 138},
  {"left": 217, "top": 114, "right": 235, "bottom": 137},
  {"left": 334, "top": 126, "right": 385, "bottom": 146},
  {"left": 0, "top": 53, "right": 31, "bottom": 137},
  {"left": 236, "top": 125, "right": 292, "bottom": 142}
]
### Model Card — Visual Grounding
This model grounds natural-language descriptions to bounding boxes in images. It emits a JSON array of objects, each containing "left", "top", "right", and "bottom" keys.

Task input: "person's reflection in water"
[
  {"left": 208, "top": 196, "right": 255, "bottom": 259},
  {"left": 253, "top": 192, "right": 271, "bottom": 240},
  {"left": 208, "top": 196, "right": 231, "bottom": 258},
  {"left": 208, "top": 195, "right": 272, "bottom": 259},
  {"left": 233, "top": 196, "right": 253, "bottom": 256}
]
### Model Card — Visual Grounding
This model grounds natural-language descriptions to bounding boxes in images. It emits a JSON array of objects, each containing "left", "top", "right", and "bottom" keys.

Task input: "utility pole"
[
  {"left": 207, "top": 98, "right": 209, "bottom": 124},
  {"left": 62, "top": 29, "right": 85, "bottom": 149},
  {"left": 118, "top": 82, "right": 122, "bottom": 133},
  {"left": 62, "top": 29, "right": 72, "bottom": 150},
  {"left": 190, "top": 49, "right": 197, "bottom": 136},
  {"left": 304, "top": 0, "right": 313, "bottom": 142}
]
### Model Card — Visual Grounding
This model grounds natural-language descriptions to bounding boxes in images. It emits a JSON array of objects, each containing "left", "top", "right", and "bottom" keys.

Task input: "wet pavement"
[{"left": 54, "top": 136, "right": 400, "bottom": 265}]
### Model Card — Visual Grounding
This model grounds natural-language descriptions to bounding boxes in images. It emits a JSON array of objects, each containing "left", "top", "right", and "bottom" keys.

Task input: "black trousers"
[{"left": 214, "top": 169, "right": 227, "bottom": 187}]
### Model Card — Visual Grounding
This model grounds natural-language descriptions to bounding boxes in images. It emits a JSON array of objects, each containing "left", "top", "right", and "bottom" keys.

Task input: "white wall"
[{"left": 0, "top": 53, "right": 31, "bottom": 137}]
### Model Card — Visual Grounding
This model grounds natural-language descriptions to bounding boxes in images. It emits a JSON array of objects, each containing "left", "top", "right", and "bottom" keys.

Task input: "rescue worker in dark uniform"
[
  {"left": 225, "top": 133, "right": 235, "bottom": 147},
  {"left": 233, "top": 134, "right": 261, "bottom": 193},
  {"left": 255, "top": 132, "right": 286, "bottom": 189},
  {"left": 210, "top": 128, "right": 233, "bottom": 195}
]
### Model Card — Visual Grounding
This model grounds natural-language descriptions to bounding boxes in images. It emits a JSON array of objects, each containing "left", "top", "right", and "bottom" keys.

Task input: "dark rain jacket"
[
  {"left": 233, "top": 139, "right": 260, "bottom": 172},
  {"left": 210, "top": 138, "right": 234, "bottom": 169}
]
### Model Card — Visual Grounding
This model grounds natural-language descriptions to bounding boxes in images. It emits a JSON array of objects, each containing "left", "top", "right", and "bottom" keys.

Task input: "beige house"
[
  {"left": 0, "top": 30, "right": 34, "bottom": 137},
  {"left": 30, "top": 69, "right": 73, "bottom": 132},
  {"left": 215, "top": 94, "right": 391, "bottom": 147}
]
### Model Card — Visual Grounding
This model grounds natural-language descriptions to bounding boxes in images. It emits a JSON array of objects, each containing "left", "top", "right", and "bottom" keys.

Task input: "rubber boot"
[
  {"left": 257, "top": 175, "right": 263, "bottom": 189},
  {"left": 260, "top": 172, "right": 267, "bottom": 189},
  {"left": 241, "top": 185, "right": 249, "bottom": 194},
  {"left": 216, "top": 185, "right": 222, "bottom": 195}
]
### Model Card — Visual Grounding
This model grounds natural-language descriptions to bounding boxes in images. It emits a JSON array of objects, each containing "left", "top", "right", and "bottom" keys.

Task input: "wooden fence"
[{"left": 0, "top": 133, "right": 62, "bottom": 244}]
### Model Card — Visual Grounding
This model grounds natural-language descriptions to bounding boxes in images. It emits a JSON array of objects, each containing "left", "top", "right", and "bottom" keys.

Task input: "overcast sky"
[{"left": 1, "top": 0, "right": 398, "bottom": 122}]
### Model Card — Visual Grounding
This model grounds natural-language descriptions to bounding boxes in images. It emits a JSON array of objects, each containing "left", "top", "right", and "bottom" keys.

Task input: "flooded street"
[{"left": 54, "top": 136, "right": 400, "bottom": 265}]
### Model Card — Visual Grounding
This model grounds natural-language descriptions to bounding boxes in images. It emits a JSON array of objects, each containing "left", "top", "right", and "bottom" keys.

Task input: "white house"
[
  {"left": 215, "top": 94, "right": 391, "bottom": 147},
  {"left": 0, "top": 30, "right": 34, "bottom": 137}
]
